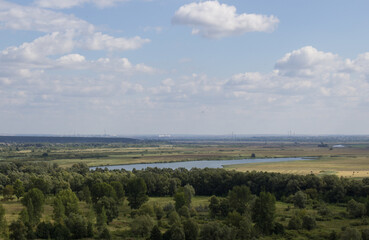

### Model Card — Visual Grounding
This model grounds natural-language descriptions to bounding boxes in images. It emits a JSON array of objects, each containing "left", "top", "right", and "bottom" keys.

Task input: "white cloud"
[
  {"left": 85, "top": 33, "right": 150, "bottom": 51},
  {"left": 2, "top": 31, "right": 75, "bottom": 62},
  {"left": 0, "top": 1, "right": 93, "bottom": 32},
  {"left": 0, "top": 1, "right": 149, "bottom": 52},
  {"left": 172, "top": 1, "right": 279, "bottom": 38},
  {"left": 34, "top": 0, "right": 129, "bottom": 9},
  {"left": 275, "top": 46, "right": 344, "bottom": 77}
]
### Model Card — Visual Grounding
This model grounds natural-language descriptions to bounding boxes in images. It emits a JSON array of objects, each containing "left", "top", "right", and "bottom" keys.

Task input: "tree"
[
  {"left": 209, "top": 196, "right": 220, "bottom": 218},
  {"left": 52, "top": 197, "right": 65, "bottom": 224},
  {"left": 13, "top": 179, "right": 25, "bottom": 200},
  {"left": 0, "top": 204, "right": 8, "bottom": 239},
  {"left": 168, "top": 211, "right": 181, "bottom": 226},
  {"left": 65, "top": 213, "right": 88, "bottom": 239},
  {"left": 199, "top": 222, "right": 234, "bottom": 240},
  {"left": 149, "top": 225, "right": 162, "bottom": 240},
  {"left": 131, "top": 215, "right": 154, "bottom": 237},
  {"left": 55, "top": 189, "right": 79, "bottom": 217},
  {"left": 9, "top": 220, "right": 27, "bottom": 240},
  {"left": 288, "top": 212, "right": 303, "bottom": 230},
  {"left": 228, "top": 185, "right": 252, "bottom": 214},
  {"left": 126, "top": 178, "right": 149, "bottom": 209},
  {"left": 110, "top": 181, "right": 124, "bottom": 201},
  {"left": 183, "top": 184, "right": 195, "bottom": 207},
  {"left": 168, "top": 224, "right": 185, "bottom": 240},
  {"left": 174, "top": 192, "right": 186, "bottom": 211},
  {"left": 96, "top": 207, "right": 107, "bottom": 231},
  {"left": 340, "top": 228, "right": 361, "bottom": 240},
  {"left": 183, "top": 218, "right": 199, "bottom": 240},
  {"left": 95, "top": 196, "right": 119, "bottom": 223},
  {"left": 237, "top": 216, "right": 253, "bottom": 240},
  {"left": 347, "top": 199, "right": 366, "bottom": 218},
  {"left": 21, "top": 188, "right": 45, "bottom": 226},
  {"left": 294, "top": 191, "right": 307, "bottom": 209},
  {"left": 302, "top": 215, "right": 316, "bottom": 230},
  {"left": 252, "top": 191, "right": 276, "bottom": 235},
  {"left": 91, "top": 182, "right": 116, "bottom": 204},
  {"left": 3, "top": 185, "right": 14, "bottom": 201}
]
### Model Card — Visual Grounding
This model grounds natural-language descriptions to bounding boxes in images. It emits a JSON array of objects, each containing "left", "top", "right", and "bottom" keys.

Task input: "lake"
[{"left": 90, "top": 157, "right": 310, "bottom": 171}]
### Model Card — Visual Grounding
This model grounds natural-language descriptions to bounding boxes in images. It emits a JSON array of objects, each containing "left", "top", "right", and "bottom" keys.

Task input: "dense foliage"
[{"left": 0, "top": 161, "right": 368, "bottom": 239}]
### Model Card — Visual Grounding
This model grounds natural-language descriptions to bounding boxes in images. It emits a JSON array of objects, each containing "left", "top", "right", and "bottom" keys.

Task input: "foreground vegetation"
[
  {"left": 0, "top": 137, "right": 369, "bottom": 239},
  {"left": 0, "top": 161, "right": 368, "bottom": 239}
]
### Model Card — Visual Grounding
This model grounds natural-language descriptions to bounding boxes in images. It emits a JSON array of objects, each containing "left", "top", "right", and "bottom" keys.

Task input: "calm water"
[{"left": 90, "top": 157, "right": 310, "bottom": 171}]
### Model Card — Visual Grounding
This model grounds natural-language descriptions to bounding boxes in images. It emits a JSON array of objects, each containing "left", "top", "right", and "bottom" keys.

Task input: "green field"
[{"left": 2, "top": 141, "right": 369, "bottom": 178}]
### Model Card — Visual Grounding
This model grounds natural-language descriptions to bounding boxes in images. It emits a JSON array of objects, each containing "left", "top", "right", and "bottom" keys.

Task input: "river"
[{"left": 90, "top": 157, "right": 311, "bottom": 171}]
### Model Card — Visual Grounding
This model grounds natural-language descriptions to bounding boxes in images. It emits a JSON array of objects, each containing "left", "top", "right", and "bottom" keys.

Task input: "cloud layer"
[
  {"left": 172, "top": 1, "right": 279, "bottom": 38},
  {"left": 34, "top": 0, "right": 129, "bottom": 9}
]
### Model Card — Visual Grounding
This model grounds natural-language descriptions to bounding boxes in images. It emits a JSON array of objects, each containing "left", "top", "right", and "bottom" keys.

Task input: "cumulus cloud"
[
  {"left": 275, "top": 46, "right": 345, "bottom": 77},
  {"left": 172, "top": 1, "right": 279, "bottom": 38},
  {"left": 0, "top": 1, "right": 93, "bottom": 32},
  {"left": 34, "top": 0, "right": 129, "bottom": 9},
  {"left": 85, "top": 33, "right": 150, "bottom": 51},
  {"left": 0, "top": 1, "right": 149, "bottom": 52}
]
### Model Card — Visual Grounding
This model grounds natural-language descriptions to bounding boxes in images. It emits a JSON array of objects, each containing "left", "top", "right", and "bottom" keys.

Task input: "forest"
[{"left": 0, "top": 161, "right": 368, "bottom": 239}]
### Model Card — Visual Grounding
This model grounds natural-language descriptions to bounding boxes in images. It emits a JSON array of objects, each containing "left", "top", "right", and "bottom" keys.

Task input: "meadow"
[{"left": 2, "top": 138, "right": 369, "bottom": 178}]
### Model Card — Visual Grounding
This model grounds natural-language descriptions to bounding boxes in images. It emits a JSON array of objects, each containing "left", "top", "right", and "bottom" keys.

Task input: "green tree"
[
  {"left": 9, "top": 220, "right": 27, "bottom": 240},
  {"left": 55, "top": 189, "right": 79, "bottom": 217},
  {"left": 65, "top": 213, "right": 88, "bottom": 239},
  {"left": 0, "top": 204, "right": 8, "bottom": 239},
  {"left": 3, "top": 185, "right": 14, "bottom": 201},
  {"left": 126, "top": 178, "right": 149, "bottom": 209},
  {"left": 52, "top": 197, "right": 65, "bottom": 224},
  {"left": 302, "top": 214, "right": 317, "bottom": 230},
  {"left": 347, "top": 199, "right": 366, "bottom": 218},
  {"left": 340, "top": 227, "right": 362, "bottom": 240},
  {"left": 149, "top": 225, "right": 162, "bottom": 240},
  {"left": 183, "top": 218, "right": 199, "bottom": 240},
  {"left": 228, "top": 185, "right": 252, "bottom": 214},
  {"left": 252, "top": 191, "right": 276, "bottom": 235},
  {"left": 168, "top": 223, "right": 185, "bottom": 240},
  {"left": 21, "top": 188, "right": 45, "bottom": 226},
  {"left": 95, "top": 196, "right": 119, "bottom": 223},
  {"left": 288, "top": 212, "right": 303, "bottom": 230},
  {"left": 13, "top": 179, "right": 25, "bottom": 200},
  {"left": 110, "top": 181, "right": 124, "bottom": 201},
  {"left": 91, "top": 182, "right": 117, "bottom": 204},
  {"left": 183, "top": 184, "right": 195, "bottom": 207},
  {"left": 199, "top": 222, "right": 234, "bottom": 240},
  {"left": 294, "top": 191, "right": 307, "bottom": 209},
  {"left": 96, "top": 207, "right": 108, "bottom": 231},
  {"left": 174, "top": 192, "right": 186, "bottom": 211},
  {"left": 237, "top": 215, "right": 253, "bottom": 240},
  {"left": 168, "top": 211, "right": 181, "bottom": 226},
  {"left": 208, "top": 196, "right": 220, "bottom": 218},
  {"left": 131, "top": 214, "right": 154, "bottom": 237}
]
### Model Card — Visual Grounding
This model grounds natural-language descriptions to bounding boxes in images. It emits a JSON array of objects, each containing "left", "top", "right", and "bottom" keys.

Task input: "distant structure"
[
  {"left": 332, "top": 145, "right": 345, "bottom": 148},
  {"left": 159, "top": 134, "right": 171, "bottom": 138},
  {"left": 317, "top": 142, "right": 329, "bottom": 147}
]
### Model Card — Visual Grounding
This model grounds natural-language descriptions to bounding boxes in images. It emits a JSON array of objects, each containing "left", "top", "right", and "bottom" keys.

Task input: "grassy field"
[
  {"left": 224, "top": 155, "right": 369, "bottom": 178},
  {"left": 2, "top": 141, "right": 369, "bottom": 178},
  {"left": 3, "top": 196, "right": 366, "bottom": 240}
]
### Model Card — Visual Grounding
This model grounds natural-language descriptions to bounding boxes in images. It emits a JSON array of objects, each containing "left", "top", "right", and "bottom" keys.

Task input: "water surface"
[{"left": 91, "top": 157, "right": 309, "bottom": 171}]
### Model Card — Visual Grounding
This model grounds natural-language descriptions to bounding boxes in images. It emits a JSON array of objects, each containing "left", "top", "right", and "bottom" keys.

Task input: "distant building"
[{"left": 332, "top": 145, "right": 345, "bottom": 148}]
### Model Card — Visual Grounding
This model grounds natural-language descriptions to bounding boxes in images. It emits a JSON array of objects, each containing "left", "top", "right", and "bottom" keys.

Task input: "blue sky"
[{"left": 1, "top": 0, "right": 369, "bottom": 135}]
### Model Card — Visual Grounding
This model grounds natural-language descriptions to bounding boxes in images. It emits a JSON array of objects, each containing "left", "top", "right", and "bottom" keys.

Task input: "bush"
[
  {"left": 347, "top": 199, "right": 366, "bottom": 218},
  {"left": 302, "top": 215, "right": 317, "bottom": 230},
  {"left": 131, "top": 214, "right": 154, "bottom": 237}
]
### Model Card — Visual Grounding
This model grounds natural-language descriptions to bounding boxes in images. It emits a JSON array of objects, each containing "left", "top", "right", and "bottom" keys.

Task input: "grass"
[{"left": 2, "top": 142, "right": 369, "bottom": 178}]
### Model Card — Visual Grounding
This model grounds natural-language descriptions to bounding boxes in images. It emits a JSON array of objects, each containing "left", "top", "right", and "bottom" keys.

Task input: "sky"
[{"left": 1, "top": 0, "right": 369, "bottom": 136}]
